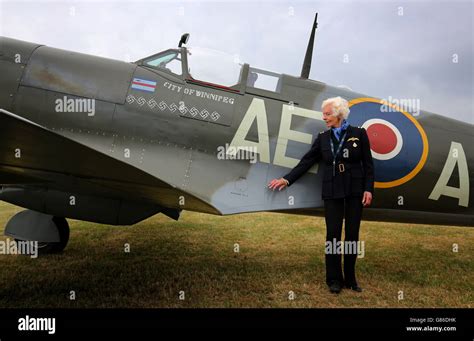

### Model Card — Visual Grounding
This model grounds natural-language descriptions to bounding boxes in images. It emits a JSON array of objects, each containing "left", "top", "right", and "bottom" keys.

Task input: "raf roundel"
[
  {"left": 362, "top": 118, "right": 403, "bottom": 161},
  {"left": 347, "top": 98, "right": 429, "bottom": 188}
]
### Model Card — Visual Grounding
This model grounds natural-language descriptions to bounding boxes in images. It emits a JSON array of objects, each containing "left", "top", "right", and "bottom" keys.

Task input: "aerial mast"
[{"left": 300, "top": 13, "right": 318, "bottom": 79}]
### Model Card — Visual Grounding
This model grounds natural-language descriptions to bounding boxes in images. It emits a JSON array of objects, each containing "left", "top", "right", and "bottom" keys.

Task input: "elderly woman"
[{"left": 268, "top": 96, "right": 374, "bottom": 294}]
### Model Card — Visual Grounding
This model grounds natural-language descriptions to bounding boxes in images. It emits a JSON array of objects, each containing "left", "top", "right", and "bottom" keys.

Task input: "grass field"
[{"left": 0, "top": 201, "right": 472, "bottom": 308}]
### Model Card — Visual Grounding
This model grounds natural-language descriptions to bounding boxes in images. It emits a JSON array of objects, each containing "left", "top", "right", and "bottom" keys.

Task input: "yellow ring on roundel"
[{"left": 348, "top": 97, "right": 429, "bottom": 189}]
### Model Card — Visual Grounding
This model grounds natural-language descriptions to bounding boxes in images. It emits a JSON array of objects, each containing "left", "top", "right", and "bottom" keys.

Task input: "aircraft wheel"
[{"left": 15, "top": 217, "right": 70, "bottom": 255}]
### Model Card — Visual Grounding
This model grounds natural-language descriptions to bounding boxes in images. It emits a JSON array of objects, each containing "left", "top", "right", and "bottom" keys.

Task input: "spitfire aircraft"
[{"left": 0, "top": 15, "right": 472, "bottom": 253}]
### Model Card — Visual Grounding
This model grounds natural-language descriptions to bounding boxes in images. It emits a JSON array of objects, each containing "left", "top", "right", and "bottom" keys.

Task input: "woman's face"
[{"left": 322, "top": 104, "right": 342, "bottom": 128}]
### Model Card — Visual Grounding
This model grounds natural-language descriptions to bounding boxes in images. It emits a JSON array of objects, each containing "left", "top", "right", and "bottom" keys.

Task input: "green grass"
[{"left": 0, "top": 201, "right": 472, "bottom": 308}]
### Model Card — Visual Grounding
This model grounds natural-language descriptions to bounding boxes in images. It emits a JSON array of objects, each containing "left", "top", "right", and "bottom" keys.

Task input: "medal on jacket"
[{"left": 330, "top": 130, "right": 348, "bottom": 177}]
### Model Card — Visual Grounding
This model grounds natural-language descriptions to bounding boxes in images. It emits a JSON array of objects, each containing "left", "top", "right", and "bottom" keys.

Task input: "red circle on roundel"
[{"left": 367, "top": 123, "right": 397, "bottom": 154}]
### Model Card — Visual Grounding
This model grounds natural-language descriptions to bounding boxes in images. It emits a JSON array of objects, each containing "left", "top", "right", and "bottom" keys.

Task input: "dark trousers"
[{"left": 324, "top": 196, "right": 363, "bottom": 286}]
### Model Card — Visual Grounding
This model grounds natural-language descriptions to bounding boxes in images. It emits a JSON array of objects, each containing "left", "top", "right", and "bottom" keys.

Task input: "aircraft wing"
[{"left": 0, "top": 109, "right": 219, "bottom": 215}]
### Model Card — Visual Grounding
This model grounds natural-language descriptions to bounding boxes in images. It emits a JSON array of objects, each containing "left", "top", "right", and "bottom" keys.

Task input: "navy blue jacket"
[{"left": 283, "top": 125, "right": 374, "bottom": 199}]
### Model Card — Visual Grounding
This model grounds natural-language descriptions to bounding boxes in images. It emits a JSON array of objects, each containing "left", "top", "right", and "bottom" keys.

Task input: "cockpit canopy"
[
  {"left": 143, "top": 50, "right": 182, "bottom": 75},
  {"left": 137, "top": 46, "right": 283, "bottom": 94}
]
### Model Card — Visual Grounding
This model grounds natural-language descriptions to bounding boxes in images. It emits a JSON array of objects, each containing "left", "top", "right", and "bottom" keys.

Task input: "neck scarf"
[{"left": 332, "top": 119, "right": 349, "bottom": 141}]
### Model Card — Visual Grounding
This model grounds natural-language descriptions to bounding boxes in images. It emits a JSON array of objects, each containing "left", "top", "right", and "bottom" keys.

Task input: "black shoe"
[
  {"left": 328, "top": 281, "right": 342, "bottom": 294},
  {"left": 345, "top": 283, "right": 362, "bottom": 292}
]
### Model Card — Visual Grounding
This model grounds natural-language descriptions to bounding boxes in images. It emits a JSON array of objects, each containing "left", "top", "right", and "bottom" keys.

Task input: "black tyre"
[{"left": 15, "top": 217, "right": 70, "bottom": 255}]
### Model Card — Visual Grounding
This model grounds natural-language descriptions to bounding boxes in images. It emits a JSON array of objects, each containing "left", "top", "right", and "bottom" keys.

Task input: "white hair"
[{"left": 322, "top": 96, "right": 350, "bottom": 119}]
